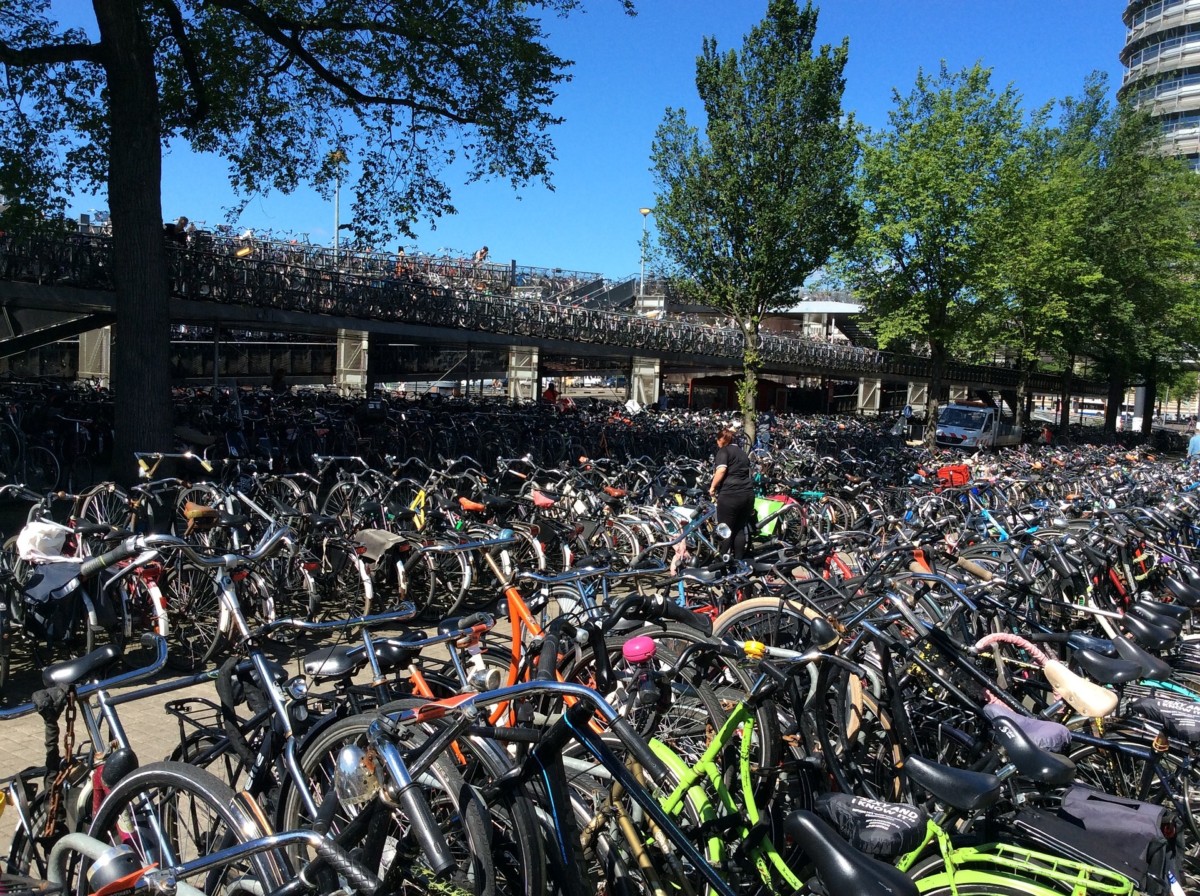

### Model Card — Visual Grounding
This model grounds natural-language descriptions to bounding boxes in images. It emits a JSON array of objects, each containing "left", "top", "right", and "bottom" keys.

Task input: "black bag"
[
  {"left": 1058, "top": 785, "right": 1169, "bottom": 886},
  {"left": 23, "top": 562, "right": 86, "bottom": 642}
]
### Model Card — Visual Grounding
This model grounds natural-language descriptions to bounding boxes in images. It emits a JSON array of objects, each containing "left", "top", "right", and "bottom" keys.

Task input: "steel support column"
[
  {"left": 77, "top": 325, "right": 112, "bottom": 386},
  {"left": 336, "top": 328, "right": 369, "bottom": 395},
  {"left": 507, "top": 346, "right": 539, "bottom": 403},
  {"left": 857, "top": 377, "right": 882, "bottom": 416}
]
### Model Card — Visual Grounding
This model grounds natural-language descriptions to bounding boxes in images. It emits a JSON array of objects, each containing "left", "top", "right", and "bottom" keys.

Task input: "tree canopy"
[
  {"left": 650, "top": 0, "right": 858, "bottom": 434},
  {"left": 0, "top": 0, "right": 624, "bottom": 479},
  {"left": 837, "top": 62, "right": 1023, "bottom": 440}
]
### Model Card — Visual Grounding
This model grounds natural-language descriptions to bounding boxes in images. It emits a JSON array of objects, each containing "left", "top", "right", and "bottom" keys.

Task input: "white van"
[{"left": 936, "top": 401, "right": 1023, "bottom": 449}]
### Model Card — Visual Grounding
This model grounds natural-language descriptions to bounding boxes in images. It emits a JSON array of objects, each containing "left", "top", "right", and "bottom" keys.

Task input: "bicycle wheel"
[
  {"left": 405, "top": 548, "right": 471, "bottom": 623},
  {"left": 160, "top": 560, "right": 225, "bottom": 671},
  {"left": 276, "top": 711, "right": 498, "bottom": 895},
  {"left": 23, "top": 446, "right": 60, "bottom": 493},
  {"left": 85, "top": 760, "right": 285, "bottom": 896},
  {"left": 321, "top": 481, "right": 371, "bottom": 533},
  {"left": 565, "top": 621, "right": 779, "bottom": 772}
]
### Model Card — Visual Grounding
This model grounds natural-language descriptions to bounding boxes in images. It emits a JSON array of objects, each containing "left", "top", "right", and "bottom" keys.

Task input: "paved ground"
[{"left": 0, "top": 627, "right": 412, "bottom": 852}]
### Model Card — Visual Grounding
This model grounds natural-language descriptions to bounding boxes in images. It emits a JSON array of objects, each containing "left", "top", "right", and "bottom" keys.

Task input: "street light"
[
  {"left": 638, "top": 207, "right": 651, "bottom": 299},
  {"left": 330, "top": 148, "right": 348, "bottom": 265}
]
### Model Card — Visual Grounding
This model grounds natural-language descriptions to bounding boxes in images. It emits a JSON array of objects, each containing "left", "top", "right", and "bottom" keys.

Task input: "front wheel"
[{"left": 85, "top": 760, "right": 286, "bottom": 896}]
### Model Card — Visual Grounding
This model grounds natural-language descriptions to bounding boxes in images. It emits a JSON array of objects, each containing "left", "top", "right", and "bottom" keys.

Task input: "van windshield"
[{"left": 938, "top": 407, "right": 988, "bottom": 430}]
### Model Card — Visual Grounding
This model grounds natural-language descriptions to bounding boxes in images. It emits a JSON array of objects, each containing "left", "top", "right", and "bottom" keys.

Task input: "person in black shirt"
[{"left": 708, "top": 427, "right": 755, "bottom": 560}]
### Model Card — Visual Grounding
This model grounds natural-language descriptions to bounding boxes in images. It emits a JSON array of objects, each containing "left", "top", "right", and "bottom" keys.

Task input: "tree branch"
[
  {"left": 205, "top": 0, "right": 475, "bottom": 124},
  {"left": 0, "top": 38, "right": 101, "bottom": 66},
  {"left": 154, "top": 0, "right": 209, "bottom": 126}
]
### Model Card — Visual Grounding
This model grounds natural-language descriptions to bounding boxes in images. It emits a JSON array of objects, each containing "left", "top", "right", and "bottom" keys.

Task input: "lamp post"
[
  {"left": 330, "top": 148, "right": 348, "bottom": 266},
  {"left": 638, "top": 207, "right": 651, "bottom": 299}
]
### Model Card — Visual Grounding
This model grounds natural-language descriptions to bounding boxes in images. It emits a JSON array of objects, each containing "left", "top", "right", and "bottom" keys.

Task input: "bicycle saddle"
[
  {"left": 1066, "top": 631, "right": 1117, "bottom": 655},
  {"left": 1120, "top": 614, "right": 1177, "bottom": 652},
  {"left": 813, "top": 793, "right": 927, "bottom": 859},
  {"left": 1128, "top": 603, "right": 1183, "bottom": 635},
  {"left": 42, "top": 643, "right": 122, "bottom": 688},
  {"left": 1131, "top": 600, "right": 1191, "bottom": 624},
  {"left": 1071, "top": 648, "right": 1142, "bottom": 685},
  {"left": 783, "top": 810, "right": 918, "bottom": 896},
  {"left": 303, "top": 643, "right": 359, "bottom": 681},
  {"left": 1111, "top": 634, "right": 1174, "bottom": 680},
  {"left": 1165, "top": 575, "right": 1200, "bottom": 607},
  {"left": 989, "top": 716, "right": 1076, "bottom": 788},
  {"left": 900, "top": 755, "right": 1002, "bottom": 813}
]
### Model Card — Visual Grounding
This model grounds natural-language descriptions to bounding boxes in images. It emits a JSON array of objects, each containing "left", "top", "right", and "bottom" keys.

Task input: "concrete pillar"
[
  {"left": 335, "top": 329, "right": 369, "bottom": 396},
  {"left": 77, "top": 326, "right": 112, "bottom": 387},
  {"left": 857, "top": 377, "right": 882, "bottom": 416},
  {"left": 905, "top": 382, "right": 929, "bottom": 414},
  {"left": 949, "top": 384, "right": 970, "bottom": 403},
  {"left": 630, "top": 357, "right": 661, "bottom": 407},
  {"left": 507, "top": 346, "right": 539, "bottom": 402}
]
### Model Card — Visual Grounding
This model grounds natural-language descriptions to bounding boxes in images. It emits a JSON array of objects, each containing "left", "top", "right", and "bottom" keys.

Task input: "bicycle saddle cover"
[
  {"left": 353, "top": 528, "right": 407, "bottom": 563},
  {"left": 1132, "top": 600, "right": 1191, "bottom": 624},
  {"left": 1128, "top": 603, "right": 1183, "bottom": 635},
  {"left": 813, "top": 793, "right": 927, "bottom": 859},
  {"left": 900, "top": 755, "right": 1001, "bottom": 813},
  {"left": 783, "top": 810, "right": 918, "bottom": 896},
  {"left": 1129, "top": 696, "right": 1200, "bottom": 744},
  {"left": 982, "top": 700, "right": 1071, "bottom": 752}
]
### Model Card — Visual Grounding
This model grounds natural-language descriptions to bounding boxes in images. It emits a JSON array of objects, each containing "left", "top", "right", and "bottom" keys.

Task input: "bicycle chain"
[{"left": 43, "top": 688, "right": 77, "bottom": 837}]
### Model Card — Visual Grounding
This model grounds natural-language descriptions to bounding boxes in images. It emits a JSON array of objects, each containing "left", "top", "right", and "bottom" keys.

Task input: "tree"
[
  {"left": 973, "top": 80, "right": 1105, "bottom": 426},
  {"left": 0, "top": 0, "right": 621, "bottom": 481},
  {"left": 1079, "top": 98, "right": 1200, "bottom": 436},
  {"left": 650, "top": 0, "right": 858, "bottom": 438},
  {"left": 838, "top": 63, "right": 1023, "bottom": 445}
]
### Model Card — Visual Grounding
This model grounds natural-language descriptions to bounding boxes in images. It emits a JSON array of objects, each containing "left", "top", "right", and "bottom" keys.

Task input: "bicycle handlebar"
[
  {"left": 250, "top": 604, "right": 417, "bottom": 638},
  {"left": 0, "top": 636, "right": 168, "bottom": 721},
  {"left": 137, "top": 525, "right": 294, "bottom": 569}
]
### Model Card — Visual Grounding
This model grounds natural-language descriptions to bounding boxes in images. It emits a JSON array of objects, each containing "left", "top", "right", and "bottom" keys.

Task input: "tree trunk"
[
  {"left": 1017, "top": 360, "right": 1032, "bottom": 428},
  {"left": 1058, "top": 355, "right": 1073, "bottom": 431},
  {"left": 739, "top": 316, "right": 759, "bottom": 444},
  {"left": 923, "top": 341, "right": 945, "bottom": 450},
  {"left": 1141, "top": 365, "right": 1158, "bottom": 439},
  {"left": 94, "top": 0, "right": 174, "bottom": 484},
  {"left": 1104, "top": 373, "right": 1124, "bottom": 433}
]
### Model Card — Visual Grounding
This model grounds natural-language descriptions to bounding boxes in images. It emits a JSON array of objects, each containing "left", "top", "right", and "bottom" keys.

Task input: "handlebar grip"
[
  {"left": 608, "top": 716, "right": 672, "bottom": 785},
  {"left": 456, "top": 612, "right": 490, "bottom": 629},
  {"left": 656, "top": 597, "right": 713, "bottom": 637},
  {"left": 396, "top": 783, "right": 456, "bottom": 878},
  {"left": 955, "top": 557, "right": 994, "bottom": 582},
  {"left": 77, "top": 537, "right": 139, "bottom": 578},
  {"left": 536, "top": 631, "right": 561, "bottom": 681},
  {"left": 310, "top": 836, "right": 381, "bottom": 896}
]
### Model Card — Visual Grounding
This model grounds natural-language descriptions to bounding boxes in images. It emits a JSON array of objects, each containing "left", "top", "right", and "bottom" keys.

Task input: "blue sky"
[{"left": 64, "top": 1, "right": 1128, "bottom": 280}]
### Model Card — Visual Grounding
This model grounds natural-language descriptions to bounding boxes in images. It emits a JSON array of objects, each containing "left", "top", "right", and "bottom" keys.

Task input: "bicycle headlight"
[
  {"left": 334, "top": 744, "right": 380, "bottom": 807},
  {"left": 284, "top": 677, "right": 308, "bottom": 700}
]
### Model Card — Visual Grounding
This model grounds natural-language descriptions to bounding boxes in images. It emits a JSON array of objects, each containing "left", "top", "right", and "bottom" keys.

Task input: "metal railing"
[{"left": 0, "top": 231, "right": 1102, "bottom": 394}]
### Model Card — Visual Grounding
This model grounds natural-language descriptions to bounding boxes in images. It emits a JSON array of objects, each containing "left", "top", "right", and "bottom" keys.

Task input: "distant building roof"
[{"left": 776, "top": 299, "right": 863, "bottom": 316}]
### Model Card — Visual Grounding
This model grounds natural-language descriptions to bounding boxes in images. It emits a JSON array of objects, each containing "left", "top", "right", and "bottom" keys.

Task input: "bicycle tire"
[
  {"left": 160, "top": 560, "right": 226, "bottom": 671},
  {"left": 24, "top": 446, "right": 60, "bottom": 493},
  {"left": 85, "top": 760, "right": 286, "bottom": 896},
  {"left": 564, "top": 621, "right": 780, "bottom": 772},
  {"left": 277, "top": 710, "right": 499, "bottom": 895}
]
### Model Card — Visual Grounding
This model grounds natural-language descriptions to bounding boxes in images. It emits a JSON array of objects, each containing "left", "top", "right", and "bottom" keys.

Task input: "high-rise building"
[{"left": 1121, "top": 0, "right": 1200, "bottom": 167}]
